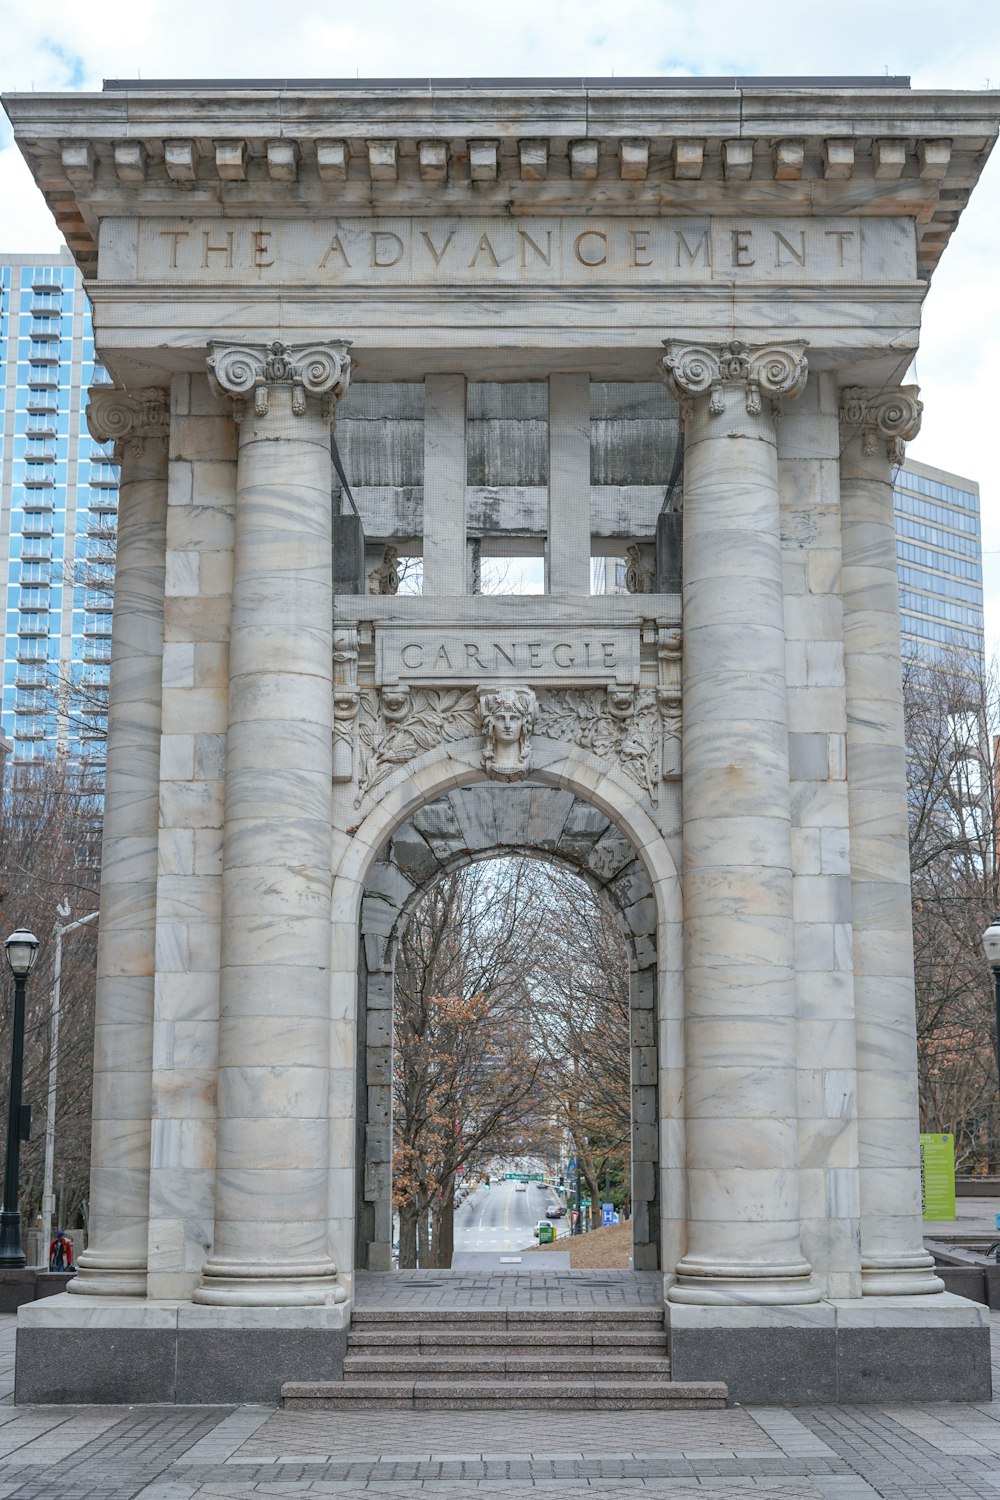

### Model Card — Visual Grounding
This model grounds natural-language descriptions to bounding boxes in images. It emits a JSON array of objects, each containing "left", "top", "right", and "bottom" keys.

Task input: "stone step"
[
  {"left": 283, "top": 1377, "right": 727, "bottom": 1411},
  {"left": 343, "top": 1353, "right": 673, "bottom": 1380},
  {"left": 351, "top": 1307, "right": 665, "bottom": 1331},
  {"left": 347, "top": 1328, "right": 669, "bottom": 1350}
]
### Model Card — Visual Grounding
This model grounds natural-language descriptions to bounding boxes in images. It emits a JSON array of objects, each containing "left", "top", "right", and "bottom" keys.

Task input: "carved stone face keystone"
[{"left": 480, "top": 686, "right": 537, "bottom": 780}]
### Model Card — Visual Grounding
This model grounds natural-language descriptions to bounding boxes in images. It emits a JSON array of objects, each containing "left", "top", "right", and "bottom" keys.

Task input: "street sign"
[
  {"left": 919, "top": 1133, "right": 956, "bottom": 1220},
  {"left": 602, "top": 1202, "right": 614, "bottom": 1226}
]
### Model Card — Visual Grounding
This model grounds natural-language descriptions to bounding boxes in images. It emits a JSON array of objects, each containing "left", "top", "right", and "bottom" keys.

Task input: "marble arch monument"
[{"left": 3, "top": 75, "right": 998, "bottom": 1405}]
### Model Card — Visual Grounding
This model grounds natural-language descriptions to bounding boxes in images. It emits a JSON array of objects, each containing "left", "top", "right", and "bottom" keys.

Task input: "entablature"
[{"left": 4, "top": 81, "right": 996, "bottom": 282}]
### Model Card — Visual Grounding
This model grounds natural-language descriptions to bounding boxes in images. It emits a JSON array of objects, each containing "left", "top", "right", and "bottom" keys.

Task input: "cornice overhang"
[{"left": 3, "top": 82, "right": 997, "bottom": 282}]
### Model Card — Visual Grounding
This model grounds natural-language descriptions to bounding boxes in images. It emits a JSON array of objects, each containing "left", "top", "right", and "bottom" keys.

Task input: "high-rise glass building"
[
  {"left": 894, "top": 455, "right": 984, "bottom": 658},
  {"left": 0, "top": 250, "right": 117, "bottom": 780}
]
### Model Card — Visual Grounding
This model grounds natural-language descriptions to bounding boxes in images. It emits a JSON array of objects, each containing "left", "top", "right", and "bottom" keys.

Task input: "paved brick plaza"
[{"left": 0, "top": 1311, "right": 997, "bottom": 1497}]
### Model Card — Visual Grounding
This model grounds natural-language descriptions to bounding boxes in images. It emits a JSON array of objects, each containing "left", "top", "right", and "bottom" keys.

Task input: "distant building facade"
[
  {"left": 0, "top": 250, "right": 117, "bottom": 780},
  {"left": 894, "top": 455, "right": 983, "bottom": 658}
]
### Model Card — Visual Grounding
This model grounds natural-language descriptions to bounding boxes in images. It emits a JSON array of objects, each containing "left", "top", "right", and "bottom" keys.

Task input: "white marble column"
[
  {"left": 839, "top": 386, "right": 943, "bottom": 1295},
  {"left": 663, "top": 339, "right": 819, "bottom": 1305},
  {"left": 548, "top": 373, "right": 592, "bottom": 595},
  {"left": 70, "top": 387, "right": 169, "bottom": 1296},
  {"left": 195, "top": 339, "right": 351, "bottom": 1306},
  {"left": 422, "top": 374, "right": 466, "bottom": 595}
]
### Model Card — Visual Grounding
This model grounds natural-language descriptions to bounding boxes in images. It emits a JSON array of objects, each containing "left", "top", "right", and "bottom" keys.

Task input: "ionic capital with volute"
[
  {"left": 662, "top": 338, "right": 808, "bottom": 426},
  {"left": 839, "top": 384, "right": 922, "bottom": 466},
  {"left": 85, "top": 384, "right": 170, "bottom": 461},
  {"left": 207, "top": 338, "right": 352, "bottom": 422}
]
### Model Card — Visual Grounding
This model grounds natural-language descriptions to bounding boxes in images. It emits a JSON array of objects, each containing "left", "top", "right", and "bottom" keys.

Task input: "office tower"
[
  {"left": 0, "top": 250, "right": 117, "bottom": 781},
  {"left": 894, "top": 455, "right": 984, "bottom": 658}
]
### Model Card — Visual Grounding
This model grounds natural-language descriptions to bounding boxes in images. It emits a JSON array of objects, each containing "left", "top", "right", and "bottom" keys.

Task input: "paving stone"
[{"left": 0, "top": 1311, "right": 999, "bottom": 1495}]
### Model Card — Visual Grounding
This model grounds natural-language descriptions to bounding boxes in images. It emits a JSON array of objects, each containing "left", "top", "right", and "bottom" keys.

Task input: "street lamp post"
[
  {"left": 0, "top": 931, "right": 39, "bottom": 1268},
  {"left": 981, "top": 916, "right": 1000, "bottom": 1124},
  {"left": 41, "top": 904, "right": 98, "bottom": 1261}
]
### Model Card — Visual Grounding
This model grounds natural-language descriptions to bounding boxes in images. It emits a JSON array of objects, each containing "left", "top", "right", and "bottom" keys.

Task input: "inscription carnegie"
[
  {"left": 400, "top": 639, "right": 616, "bottom": 671},
  {"left": 110, "top": 215, "right": 915, "bottom": 286},
  {"left": 378, "top": 628, "right": 640, "bottom": 685}
]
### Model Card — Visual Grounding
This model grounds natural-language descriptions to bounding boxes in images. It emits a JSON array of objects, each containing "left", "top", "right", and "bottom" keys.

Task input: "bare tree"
[
  {"left": 905, "top": 646, "right": 1000, "bottom": 1170},
  {"left": 392, "top": 859, "right": 547, "bottom": 1266},
  {"left": 529, "top": 867, "right": 632, "bottom": 1224},
  {"left": 0, "top": 756, "right": 100, "bottom": 1233}
]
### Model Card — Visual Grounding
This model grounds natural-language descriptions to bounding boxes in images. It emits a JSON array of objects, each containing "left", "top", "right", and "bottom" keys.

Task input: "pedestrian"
[{"left": 49, "top": 1229, "right": 74, "bottom": 1272}]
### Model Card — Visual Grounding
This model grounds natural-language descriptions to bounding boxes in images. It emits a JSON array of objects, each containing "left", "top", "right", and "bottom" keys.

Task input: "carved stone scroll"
[
  {"left": 368, "top": 546, "right": 401, "bottom": 596},
  {"left": 839, "top": 385, "right": 922, "bottom": 465},
  {"left": 662, "top": 338, "right": 808, "bottom": 423},
  {"left": 207, "top": 338, "right": 352, "bottom": 421},
  {"left": 86, "top": 384, "right": 169, "bottom": 461}
]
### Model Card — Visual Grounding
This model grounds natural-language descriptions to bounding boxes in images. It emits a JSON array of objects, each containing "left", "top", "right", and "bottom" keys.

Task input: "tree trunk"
[
  {"left": 428, "top": 1195, "right": 443, "bottom": 1268},
  {"left": 438, "top": 1176, "right": 455, "bottom": 1268},
  {"left": 398, "top": 1200, "right": 418, "bottom": 1269},
  {"left": 417, "top": 1202, "right": 430, "bottom": 1267}
]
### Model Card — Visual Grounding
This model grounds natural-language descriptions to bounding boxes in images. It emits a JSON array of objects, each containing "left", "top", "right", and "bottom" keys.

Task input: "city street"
[{"left": 453, "top": 1179, "right": 570, "bottom": 1255}]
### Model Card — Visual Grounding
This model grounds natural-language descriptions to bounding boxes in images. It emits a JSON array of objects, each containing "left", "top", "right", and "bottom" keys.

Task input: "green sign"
[
  {"left": 920, "top": 1133, "right": 956, "bottom": 1220},
  {"left": 537, "top": 1222, "right": 555, "bottom": 1244}
]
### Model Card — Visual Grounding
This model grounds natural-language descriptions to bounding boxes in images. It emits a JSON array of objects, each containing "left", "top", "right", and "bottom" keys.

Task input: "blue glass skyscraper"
[
  {"left": 0, "top": 250, "right": 118, "bottom": 781},
  {"left": 894, "top": 456, "right": 983, "bottom": 658}
]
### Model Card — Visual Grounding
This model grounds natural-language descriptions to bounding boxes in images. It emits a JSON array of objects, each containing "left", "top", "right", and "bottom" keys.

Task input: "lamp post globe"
[
  {"left": 0, "top": 929, "right": 39, "bottom": 1267},
  {"left": 4, "top": 932, "right": 39, "bottom": 979},
  {"left": 983, "top": 916, "right": 1000, "bottom": 969}
]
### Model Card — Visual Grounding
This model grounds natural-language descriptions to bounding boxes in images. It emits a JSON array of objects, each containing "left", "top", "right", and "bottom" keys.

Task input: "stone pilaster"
[
  {"left": 195, "top": 339, "right": 351, "bottom": 1306},
  {"left": 70, "top": 386, "right": 169, "bottom": 1296},
  {"left": 663, "top": 338, "right": 819, "bottom": 1305},
  {"left": 839, "top": 385, "right": 943, "bottom": 1295}
]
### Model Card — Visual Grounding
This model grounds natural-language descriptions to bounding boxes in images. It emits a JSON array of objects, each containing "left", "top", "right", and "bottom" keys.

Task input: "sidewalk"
[
  {"left": 0, "top": 1310, "right": 998, "bottom": 1497},
  {"left": 925, "top": 1194, "right": 1000, "bottom": 1238}
]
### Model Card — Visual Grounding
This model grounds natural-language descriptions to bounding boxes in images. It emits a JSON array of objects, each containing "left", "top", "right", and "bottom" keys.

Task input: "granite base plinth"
[
  {"left": 0, "top": 1269, "right": 75, "bottom": 1314},
  {"left": 14, "top": 1295, "right": 349, "bottom": 1404},
  {"left": 666, "top": 1292, "right": 991, "bottom": 1404}
]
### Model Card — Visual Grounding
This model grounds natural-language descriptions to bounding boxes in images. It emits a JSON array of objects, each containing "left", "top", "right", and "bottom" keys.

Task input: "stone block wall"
[{"left": 148, "top": 374, "right": 235, "bottom": 1301}]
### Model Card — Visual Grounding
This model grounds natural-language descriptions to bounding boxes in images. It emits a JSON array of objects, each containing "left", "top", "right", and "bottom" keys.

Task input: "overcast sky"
[{"left": 3, "top": 0, "right": 1000, "bottom": 638}]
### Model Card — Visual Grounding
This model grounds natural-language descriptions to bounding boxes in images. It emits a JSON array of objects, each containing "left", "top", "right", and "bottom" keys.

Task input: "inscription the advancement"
[{"left": 117, "top": 214, "right": 914, "bottom": 287}]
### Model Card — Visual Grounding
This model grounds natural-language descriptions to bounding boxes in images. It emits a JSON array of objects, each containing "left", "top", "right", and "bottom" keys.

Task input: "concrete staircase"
[{"left": 282, "top": 1306, "right": 728, "bottom": 1410}]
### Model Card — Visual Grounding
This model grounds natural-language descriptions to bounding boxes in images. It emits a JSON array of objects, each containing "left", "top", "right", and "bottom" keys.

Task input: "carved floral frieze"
[
  {"left": 356, "top": 687, "right": 481, "bottom": 806},
  {"left": 534, "top": 687, "right": 662, "bottom": 802},
  {"left": 352, "top": 672, "right": 682, "bottom": 809}
]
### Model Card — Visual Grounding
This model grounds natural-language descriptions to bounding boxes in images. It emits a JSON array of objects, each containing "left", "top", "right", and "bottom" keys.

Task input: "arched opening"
[{"left": 353, "top": 778, "right": 662, "bottom": 1274}]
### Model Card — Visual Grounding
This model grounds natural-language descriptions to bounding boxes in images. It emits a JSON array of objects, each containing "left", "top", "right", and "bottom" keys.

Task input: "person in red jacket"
[{"left": 49, "top": 1230, "right": 74, "bottom": 1272}]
